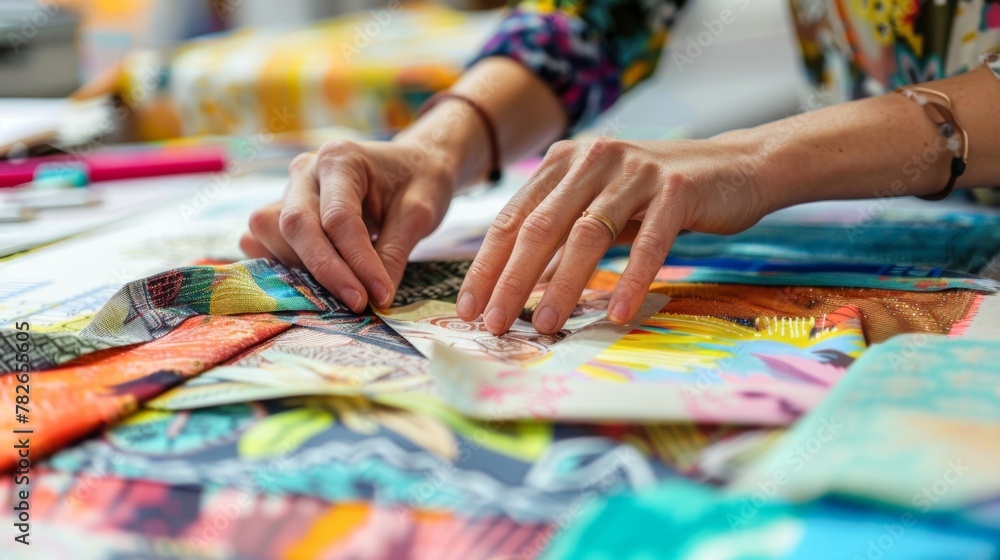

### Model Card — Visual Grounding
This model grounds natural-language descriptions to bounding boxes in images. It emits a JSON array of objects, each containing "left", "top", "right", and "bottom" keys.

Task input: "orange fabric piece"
[
  {"left": 658, "top": 284, "right": 978, "bottom": 344},
  {"left": 1, "top": 314, "right": 291, "bottom": 470},
  {"left": 587, "top": 271, "right": 982, "bottom": 343},
  {"left": 284, "top": 502, "right": 372, "bottom": 559}
]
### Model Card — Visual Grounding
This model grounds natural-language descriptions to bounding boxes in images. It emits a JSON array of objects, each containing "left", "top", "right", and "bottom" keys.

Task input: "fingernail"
[
  {"left": 457, "top": 292, "right": 476, "bottom": 318},
  {"left": 371, "top": 281, "right": 391, "bottom": 308},
  {"left": 484, "top": 307, "right": 507, "bottom": 334},
  {"left": 339, "top": 287, "right": 363, "bottom": 311},
  {"left": 534, "top": 306, "right": 558, "bottom": 333},
  {"left": 610, "top": 301, "right": 630, "bottom": 323}
]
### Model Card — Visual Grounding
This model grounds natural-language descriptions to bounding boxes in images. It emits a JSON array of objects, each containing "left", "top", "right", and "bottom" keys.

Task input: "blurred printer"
[{"left": 0, "top": 0, "right": 80, "bottom": 97}]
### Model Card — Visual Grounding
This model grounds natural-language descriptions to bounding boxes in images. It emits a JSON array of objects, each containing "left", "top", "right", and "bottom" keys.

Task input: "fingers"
[
  {"left": 456, "top": 141, "right": 578, "bottom": 326},
  {"left": 472, "top": 138, "right": 657, "bottom": 335},
  {"left": 246, "top": 201, "right": 302, "bottom": 266},
  {"left": 540, "top": 246, "right": 566, "bottom": 283},
  {"left": 279, "top": 152, "right": 370, "bottom": 314},
  {"left": 458, "top": 135, "right": 680, "bottom": 335},
  {"left": 532, "top": 166, "right": 656, "bottom": 334},
  {"left": 532, "top": 209, "right": 628, "bottom": 334},
  {"left": 532, "top": 158, "right": 663, "bottom": 334},
  {"left": 481, "top": 205, "right": 578, "bottom": 334},
  {"left": 316, "top": 141, "right": 395, "bottom": 308},
  {"left": 239, "top": 231, "right": 276, "bottom": 260},
  {"left": 374, "top": 188, "right": 442, "bottom": 292},
  {"left": 606, "top": 196, "right": 681, "bottom": 325}
]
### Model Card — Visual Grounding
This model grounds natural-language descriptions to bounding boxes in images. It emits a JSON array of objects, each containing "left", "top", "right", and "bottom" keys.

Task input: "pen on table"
[
  {"left": 0, "top": 168, "right": 102, "bottom": 210},
  {"left": 0, "top": 206, "right": 38, "bottom": 223}
]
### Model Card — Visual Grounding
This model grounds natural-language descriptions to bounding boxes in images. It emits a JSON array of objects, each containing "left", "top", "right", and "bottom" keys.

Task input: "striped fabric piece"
[{"left": 0, "top": 259, "right": 470, "bottom": 373}]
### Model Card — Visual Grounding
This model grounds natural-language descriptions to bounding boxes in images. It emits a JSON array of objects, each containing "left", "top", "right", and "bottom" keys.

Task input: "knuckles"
[
  {"left": 545, "top": 139, "right": 578, "bottom": 161},
  {"left": 405, "top": 199, "right": 437, "bottom": 232},
  {"left": 316, "top": 139, "right": 361, "bottom": 162},
  {"left": 620, "top": 158, "right": 660, "bottom": 184},
  {"left": 248, "top": 205, "right": 279, "bottom": 236},
  {"left": 319, "top": 204, "right": 351, "bottom": 234},
  {"left": 378, "top": 243, "right": 409, "bottom": 272},
  {"left": 315, "top": 140, "right": 367, "bottom": 180},
  {"left": 662, "top": 171, "right": 693, "bottom": 192},
  {"left": 288, "top": 152, "right": 315, "bottom": 175},
  {"left": 658, "top": 172, "right": 695, "bottom": 207},
  {"left": 578, "top": 137, "right": 622, "bottom": 168},
  {"left": 569, "top": 218, "right": 612, "bottom": 248},
  {"left": 493, "top": 275, "right": 528, "bottom": 299},
  {"left": 520, "top": 211, "right": 559, "bottom": 242},
  {"left": 614, "top": 273, "right": 649, "bottom": 304},
  {"left": 543, "top": 279, "right": 579, "bottom": 302},
  {"left": 337, "top": 243, "right": 369, "bottom": 268},
  {"left": 630, "top": 230, "right": 668, "bottom": 263},
  {"left": 544, "top": 137, "right": 631, "bottom": 168},
  {"left": 464, "top": 261, "right": 495, "bottom": 285},
  {"left": 585, "top": 136, "right": 618, "bottom": 155},
  {"left": 278, "top": 206, "right": 308, "bottom": 239},
  {"left": 490, "top": 207, "right": 524, "bottom": 239}
]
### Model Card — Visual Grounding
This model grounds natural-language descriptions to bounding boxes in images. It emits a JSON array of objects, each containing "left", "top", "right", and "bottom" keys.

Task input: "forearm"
[
  {"left": 738, "top": 65, "right": 1000, "bottom": 211},
  {"left": 393, "top": 57, "right": 566, "bottom": 190},
  {"left": 392, "top": 0, "right": 680, "bottom": 191}
]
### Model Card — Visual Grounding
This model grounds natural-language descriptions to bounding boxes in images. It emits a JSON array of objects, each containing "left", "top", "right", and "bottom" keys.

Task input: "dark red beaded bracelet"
[{"left": 417, "top": 91, "right": 503, "bottom": 186}]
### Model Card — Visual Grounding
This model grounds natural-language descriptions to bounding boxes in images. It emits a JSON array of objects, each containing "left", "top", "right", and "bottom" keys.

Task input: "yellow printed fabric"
[{"left": 118, "top": 4, "right": 501, "bottom": 139}]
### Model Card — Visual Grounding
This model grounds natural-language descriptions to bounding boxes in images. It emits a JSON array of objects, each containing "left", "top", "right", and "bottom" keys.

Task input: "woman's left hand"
[{"left": 455, "top": 135, "right": 775, "bottom": 335}]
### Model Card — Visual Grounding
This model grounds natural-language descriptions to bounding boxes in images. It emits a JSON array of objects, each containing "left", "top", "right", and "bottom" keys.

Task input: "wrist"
[
  {"left": 732, "top": 93, "right": 955, "bottom": 211},
  {"left": 708, "top": 126, "right": 790, "bottom": 216},
  {"left": 393, "top": 98, "right": 492, "bottom": 191}
]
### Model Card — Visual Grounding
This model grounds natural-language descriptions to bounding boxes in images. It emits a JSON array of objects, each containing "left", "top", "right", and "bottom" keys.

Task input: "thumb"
[{"left": 374, "top": 189, "right": 443, "bottom": 296}]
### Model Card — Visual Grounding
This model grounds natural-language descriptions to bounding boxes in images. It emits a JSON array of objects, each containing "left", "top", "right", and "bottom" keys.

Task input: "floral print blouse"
[{"left": 472, "top": 0, "right": 1000, "bottom": 202}]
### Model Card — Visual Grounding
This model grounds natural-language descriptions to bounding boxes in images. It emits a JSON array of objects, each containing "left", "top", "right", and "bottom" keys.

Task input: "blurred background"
[{"left": 0, "top": 0, "right": 806, "bottom": 150}]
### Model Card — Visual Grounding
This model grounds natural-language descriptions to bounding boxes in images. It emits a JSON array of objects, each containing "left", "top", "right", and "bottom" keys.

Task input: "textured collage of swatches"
[
  {"left": 548, "top": 337, "right": 1000, "bottom": 559},
  {"left": 2, "top": 241, "right": 998, "bottom": 559}
]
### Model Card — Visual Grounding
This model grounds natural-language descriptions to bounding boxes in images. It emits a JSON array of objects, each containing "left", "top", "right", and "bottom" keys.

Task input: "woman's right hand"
[
  {"left": 239, "top": 57, "right": 571, "bottom": 314},
  {"left": 240, "top": 138, "right": 456, "bottom": 313}
]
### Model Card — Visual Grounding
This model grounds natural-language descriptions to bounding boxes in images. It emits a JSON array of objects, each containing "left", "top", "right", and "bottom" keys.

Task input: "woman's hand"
[
  {"left": 240, "top": 138, "right": 455, "bottom": 313},
  {"left": 240, "top": 65, "right": 1000, "bottom": 328},
  {"left": 456, "top": 135, "right": 774, "bottom": 335},
  {"left": 239, "top": 56, "right": 569, "bottom": 314}
]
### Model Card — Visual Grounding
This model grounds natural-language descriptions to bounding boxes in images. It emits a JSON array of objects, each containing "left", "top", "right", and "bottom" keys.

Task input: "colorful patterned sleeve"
[
  {"left": 471, "top": 0, "right": 685, "bottom": 135},
  {"left": 972, "top": 49, "right": 1000, "bottom": 206}
]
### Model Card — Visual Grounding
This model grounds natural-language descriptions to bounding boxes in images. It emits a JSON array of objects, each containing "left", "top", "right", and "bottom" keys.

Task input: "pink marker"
[{"left": 0, "top": 145, "right": 228, "bottom": 188}]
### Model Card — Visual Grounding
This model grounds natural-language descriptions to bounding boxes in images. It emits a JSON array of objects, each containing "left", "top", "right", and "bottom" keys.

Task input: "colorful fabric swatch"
[
  {"left": 0, "top": 314, "right": 291, "bottom": 470},
  {"left": 598, "top": 255, "right": 1000, "bottom": 292},
  {"left": 0, "top": 259, "right": 336, "bottom": 374},
  {"left": 147, "top": 313, "right": 430, "bottom": 411},
  {"left": 1, "top": 469, "right": 551, "bottom": 560},
  {"left": 730, "top": 335, "right": 1000, "bottom": 529},
  {"left": 428, "top": 306, "right": 865, "bottom": 425},
  {"left": 117, "top": 4, "right": 500, "bottom": 140},
  {"left": 376, "top": 285, "right": 668, "bottom": 370},
  {"left": 2, "top": 254, "right": 986, "bottom": 473},
  {"left": 45, "top": 396, "right": 673, "bottom": 524},
  {"left": 0, "top": 259, "right": 469, "bottom": 374},
  {"left": 627, "top": 275, "right": 986, "bottom": 344},
  {"left": 668, "top": 216, "right": 1000, "bottom": 273},
  {"left": 540, "top": 480, "right": 1000, "bottom": 560}
]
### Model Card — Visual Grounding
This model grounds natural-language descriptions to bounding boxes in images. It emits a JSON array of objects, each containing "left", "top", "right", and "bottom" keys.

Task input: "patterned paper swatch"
[
  {"left": 428, "top": 306, "right": 866, "bottom": 425},
  {"left": 729, "top": 335, "right": 1000, "bottom": 528}
]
